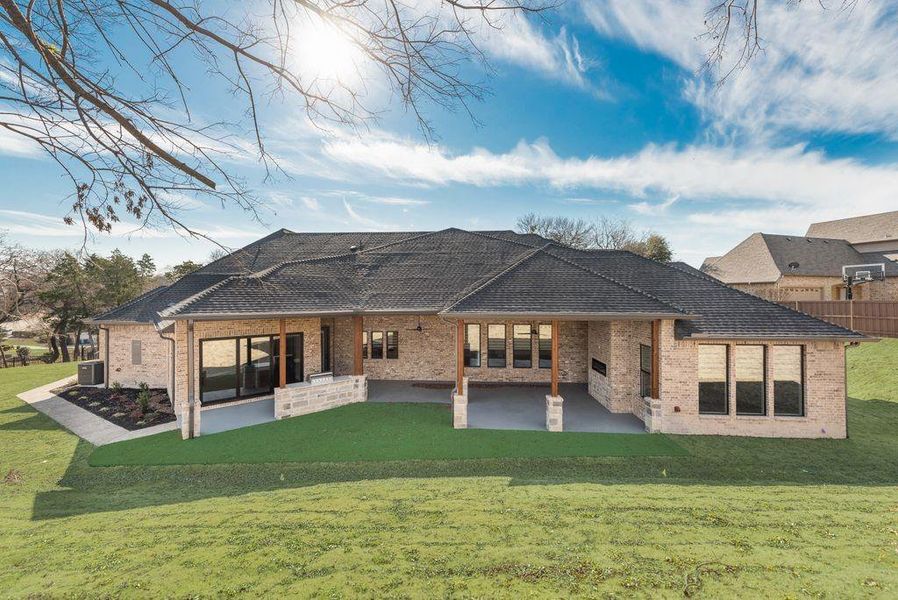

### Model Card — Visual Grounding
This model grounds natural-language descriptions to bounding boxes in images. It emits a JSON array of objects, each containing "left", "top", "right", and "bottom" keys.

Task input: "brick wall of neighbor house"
[
  {"left": 172, "top": 318, "right": 322, "bottom": 411},
  {"left": 733, "top": 275, "right": 897, "bottom": 302},
  {"left": 329, "top": 315, "right": 588, "bottom": 383},
  {"left": 587, "top": 320, "right": 652, "bottom": 417},
  {"left": 656, "top": 320, "right": 847, "bottom": 438},
  {"left": 102, "top": 324, "right": 170, "bottom": 390}
]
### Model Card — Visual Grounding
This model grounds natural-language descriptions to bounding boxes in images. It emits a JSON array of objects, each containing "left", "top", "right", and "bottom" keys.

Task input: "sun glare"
[{"left": 292, "top": 18, "right": 366, "bottom": 86}]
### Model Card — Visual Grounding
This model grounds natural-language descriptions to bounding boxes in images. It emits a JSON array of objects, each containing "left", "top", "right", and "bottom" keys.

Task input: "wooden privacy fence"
[{"left": 786, "top": 300, "right": 898, "bottom": 338}]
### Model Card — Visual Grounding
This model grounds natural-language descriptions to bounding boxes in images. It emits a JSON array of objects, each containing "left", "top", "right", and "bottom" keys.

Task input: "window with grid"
[
  {"left": 464, "top": 323, "right": 481, "bottom": 367},
  {"left": 487, "top": 324, "right": 506, "bottom": 368},
  {"left": 538, "top": 324, "right": 552, "bottom": 369},
  {"left": 513, "top": 325, "right": 532, "bottom": 368}
]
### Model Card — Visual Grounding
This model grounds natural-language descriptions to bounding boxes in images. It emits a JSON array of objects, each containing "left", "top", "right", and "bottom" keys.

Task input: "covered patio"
[{"left": 368, "top": 380, "right": 646, "bottom": 434}]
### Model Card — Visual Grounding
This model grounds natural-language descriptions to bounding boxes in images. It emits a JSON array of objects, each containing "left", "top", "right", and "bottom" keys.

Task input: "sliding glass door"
[{"left": 200, "top": 333, "right": 304, "bottom": 405}]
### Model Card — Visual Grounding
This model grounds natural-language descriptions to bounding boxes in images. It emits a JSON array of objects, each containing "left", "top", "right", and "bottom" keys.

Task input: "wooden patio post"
[
  {"left": 456, "top": 320, "right": 465, "bottom": 393},
  {"left": 279, "top": 318, "right": 287, "bottom": 388},
  {"left": 353, "top": 315, "right": 363, "bottom": 376},
  {"left": 651, "top": 319, "right": 660, "bottom": 399},
  {"left": 550, "top": 320, "right": 559, "bottom": 397}
]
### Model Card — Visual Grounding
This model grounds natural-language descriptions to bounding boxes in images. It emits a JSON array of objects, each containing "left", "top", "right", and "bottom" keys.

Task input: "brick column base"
[
  {"left": 453, "top": 377, "right": 469, "bottom": 429},
  {"left": 546, "top": 395, "right": 563, "bottom": 432}
]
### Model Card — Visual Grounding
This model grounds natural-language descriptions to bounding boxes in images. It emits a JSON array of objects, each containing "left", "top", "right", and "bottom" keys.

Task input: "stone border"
[{"left": 16, "top": 376, "right": 178, "bottom": 446}]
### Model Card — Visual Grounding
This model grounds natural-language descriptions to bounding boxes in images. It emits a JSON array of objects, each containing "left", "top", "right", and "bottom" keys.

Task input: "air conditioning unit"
[{"left": 78, "top": 360, "right": 104, "bottom": 385}]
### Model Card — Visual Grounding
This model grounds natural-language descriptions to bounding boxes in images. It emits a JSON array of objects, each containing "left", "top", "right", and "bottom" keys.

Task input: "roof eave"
[
  {"left": 439, "top": 310, "right": 693, "bottom": 321},
  {"left": 678, "top": 332, "right": 873, "bottom": 342}
]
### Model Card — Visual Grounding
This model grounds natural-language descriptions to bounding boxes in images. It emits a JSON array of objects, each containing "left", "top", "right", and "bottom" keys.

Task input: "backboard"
[{"left": 842, "top": 263, "right": 886, "bottom": 285}]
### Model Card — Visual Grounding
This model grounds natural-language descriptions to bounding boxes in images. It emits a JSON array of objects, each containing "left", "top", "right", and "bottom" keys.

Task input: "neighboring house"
[
  {"left": 92, "top": 228, "right": 865, "bottom": 441},
  {"left": 807, "top": 210, "right": 898, "bottom": 254},
  {"left": 703, "top": 229, "right": 898, "bottom": 302}
]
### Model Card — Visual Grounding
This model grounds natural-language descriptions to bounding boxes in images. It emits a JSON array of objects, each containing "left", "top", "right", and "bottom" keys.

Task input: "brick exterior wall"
[
  {"left": 332, "top": 315, "right": 588, "bottom": 384},
  {"left": 587, "top": 320, "right": 651, "bottom": 417},
  {"left": 101, "top": 324, "right": 171, "bottom": 391},
  {"left": 656, "top": 320, "right": 847, "bottom": 438},
  {"left": 172, "top": 318, "right": 322, "bottom": 411},
  {"left": 733, "top": 275, "right": 897, "bottom": 301}
]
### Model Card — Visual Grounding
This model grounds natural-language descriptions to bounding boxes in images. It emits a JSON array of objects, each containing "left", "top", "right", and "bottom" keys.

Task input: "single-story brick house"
[{"left": 92, "top": 228, "right": 867, "bottom": 440}]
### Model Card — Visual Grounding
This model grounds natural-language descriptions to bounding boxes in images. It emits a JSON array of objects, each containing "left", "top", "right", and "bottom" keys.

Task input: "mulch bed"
[{"left": 53, "top": 385, "right": 176, "bottom": 430}]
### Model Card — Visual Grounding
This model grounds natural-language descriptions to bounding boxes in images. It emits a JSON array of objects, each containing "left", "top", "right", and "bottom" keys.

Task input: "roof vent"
[
  {"left": 788, "top": 261, "right": 800, "bottom": 271},
  {"left": 806, "top": 238, "right": 813, "bottom": 243},
  {"left": 349, "top": 244, "right": 361, "bottom": 253},
  {"left": 785, "top": 237, "right": 792, "bottom": 241}
]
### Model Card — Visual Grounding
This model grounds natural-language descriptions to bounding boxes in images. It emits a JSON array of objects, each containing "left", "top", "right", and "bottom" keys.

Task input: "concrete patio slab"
[
  {"left": 467, "top": 383, "right": 646, "bottom": 434},
  {"left": 177, "top": 398, "right": 276, "bottom": 436},
  {"left": 368, "top": 380, "right": 452, "bottom": 404},
  {"left": 17, "top": 376, "right": 178, "bottom": 446}
]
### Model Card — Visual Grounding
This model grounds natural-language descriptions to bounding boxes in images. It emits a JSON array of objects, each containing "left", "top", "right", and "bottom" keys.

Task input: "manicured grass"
[
  {"left": 1, "top": 345, "right": 897, "bottom": 598},
  {"left": 90, "top": 403, "right": 685, "bottom": 466}
]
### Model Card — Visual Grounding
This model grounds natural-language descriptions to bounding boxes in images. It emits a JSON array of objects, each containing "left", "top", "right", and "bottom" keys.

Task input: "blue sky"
[{"left": 2, "top": 0, "right": 898, "bottom": 269}]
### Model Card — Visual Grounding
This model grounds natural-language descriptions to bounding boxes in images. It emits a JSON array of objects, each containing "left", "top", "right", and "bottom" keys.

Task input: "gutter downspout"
[
  {"left": 98, "top": 326, "right": 110, "bottom": 388},
  {"left": 155, "top": 327, "right": 176, "bottom": 409}
]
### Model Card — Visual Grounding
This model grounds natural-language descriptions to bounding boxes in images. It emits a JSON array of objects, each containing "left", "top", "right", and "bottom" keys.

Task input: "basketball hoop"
[{"left": 841, "top": 263, "right": 885, "bottom": 299}]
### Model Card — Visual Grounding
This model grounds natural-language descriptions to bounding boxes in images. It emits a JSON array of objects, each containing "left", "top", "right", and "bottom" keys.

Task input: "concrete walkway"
[{"left": 17, "top": 376, "right": 178, "bottom": 446}]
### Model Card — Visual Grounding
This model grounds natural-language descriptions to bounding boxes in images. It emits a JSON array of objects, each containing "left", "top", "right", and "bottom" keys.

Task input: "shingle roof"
[
  {"left": 549, "top": 247, "right": 862, "bottom": 340},
  {"left": 94, "top": 227, "right": 864, "bottom": 340},
  {"left": 806, "top": 210, "right": 898, "bottom": 244},
  {"left": 703, "top": 232, "right": 891, "bottom": 282}
]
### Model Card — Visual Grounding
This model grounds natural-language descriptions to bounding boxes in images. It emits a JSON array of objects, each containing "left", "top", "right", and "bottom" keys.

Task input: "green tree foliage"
[
  {"left": 624, "top": 234, "right": 673, "bottom": 263},
  {"left": 164, "top": 260, "right": 203, "bottom": 282},
  {"left": 136, "top": 254, "right": 156, "bottom": 278}
]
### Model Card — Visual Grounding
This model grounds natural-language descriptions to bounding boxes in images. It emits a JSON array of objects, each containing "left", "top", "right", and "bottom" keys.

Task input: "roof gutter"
[
  {"left": 679, "top": 333, "right": 874, "bottom": 342},
  {"left": 439, "top": 311, "right": 693, "bottom": 321}
]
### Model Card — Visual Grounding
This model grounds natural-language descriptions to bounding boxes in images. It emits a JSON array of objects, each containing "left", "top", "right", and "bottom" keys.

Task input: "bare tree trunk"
[
  {"left": 59, "top": 334, "right": 71, "bottom": 363},
  {"left": 73, "top": 326, "right": 82, "bottom": 361},
  {"left": 0, "top": 345, "right": 7, "bottom": 368},
  {"left": 47, "top": 334, "right": 60, "bottom": 363}
]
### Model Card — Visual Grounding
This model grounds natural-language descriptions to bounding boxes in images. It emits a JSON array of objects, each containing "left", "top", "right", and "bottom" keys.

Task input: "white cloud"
[
  {"left": 300, "top": 196, "right": 320, "bottom": 212},
  {"left": 629, "top": 195, "right": 678, "bottom": 216},
  {"left": 342, "top": 199, "right": 390, "bottom": 230},
  {"left": 322, "top": 133, "right": 898, "bottom": 216},
  {"left": 583, "top": 1, "right": 898, "bottom": 140}
]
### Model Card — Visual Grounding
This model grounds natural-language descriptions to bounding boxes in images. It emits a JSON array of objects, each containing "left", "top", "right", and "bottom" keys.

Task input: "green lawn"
[
  {"left": 90, "top": 403, "right": 685, "bottom": 466},
  {"left": 2, "top": 344, "right": 898, "bottom": 598}
]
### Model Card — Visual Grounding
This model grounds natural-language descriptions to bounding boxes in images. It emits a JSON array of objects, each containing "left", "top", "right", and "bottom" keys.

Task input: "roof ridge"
[
  {"left": 463, "top": 229, "right": 546, "bottom": 249},
  {"left": 91, "top": 285, "right": 169, "bottom": 321},
  {"left": 440, "top": 244, "right": 551, "bottom": 312},
  {"left": 196, "top": 228, "right": 292, "bottom": 275},
  {"left": 544, "top": 245, "right": 691, "bottom": 315}
]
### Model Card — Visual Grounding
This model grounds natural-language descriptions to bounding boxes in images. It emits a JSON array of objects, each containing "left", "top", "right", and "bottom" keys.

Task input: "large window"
[
  {"left": 513, "top": 325, "right": 532, "bottom": 368},
  {"left": 698, "top": 345, "right": 728, "bottom": 414},
  {"left": 464, "top": 324, "right": 481, "bottom": 367},
  {"left": 487, "top": 324, "right": 506, "bottom": 368},
  {"left": 735, "top": 345, "right": 766, "bottom": 415},
  {"left": 386, "top": 331, "right": 399, "bottom": 359},
  {"left": 371, "top": 331, "right": 384, "bottom": 359},
  {"left": 538, "top": 324, "right": 552, "bottom": 369},
  {"left": 200, "top": 333, "right": 303, "bottom": 404},
  {"left": 773, "top": 346, "right": 804, "bottom": 416},
  {"left": 640, "top": 344, "right": 652, "bottom": 398}
]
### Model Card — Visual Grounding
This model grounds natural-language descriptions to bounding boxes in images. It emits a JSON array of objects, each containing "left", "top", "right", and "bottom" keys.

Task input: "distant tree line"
[
  {"left": 0, "top": 235, "right": 217, "bottom": 365},
  {"left": 516, "top": 214, "right": 673, "bottom": 262}
]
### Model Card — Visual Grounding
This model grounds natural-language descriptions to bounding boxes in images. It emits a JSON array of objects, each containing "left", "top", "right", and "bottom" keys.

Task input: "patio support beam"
[
  {"left": 456, "top": 319, "right": 464, "bottom": 393},
  {"left": 550, "top": 320, "right": 559, "bottom": 397},
  {"left": 279, "top": 318, "right": 287, "bottom": 389},
  {"left": 651, "top": 319, "right": 660, "bottom": 399},
  {"left": 353, "top": 315, "right": 364, "bottom": 376}
]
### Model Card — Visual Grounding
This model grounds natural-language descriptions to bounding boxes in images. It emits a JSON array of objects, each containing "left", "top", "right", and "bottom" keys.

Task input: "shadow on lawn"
[{"left": 30, "top": 397, "right": 898, "bottom": 521}]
